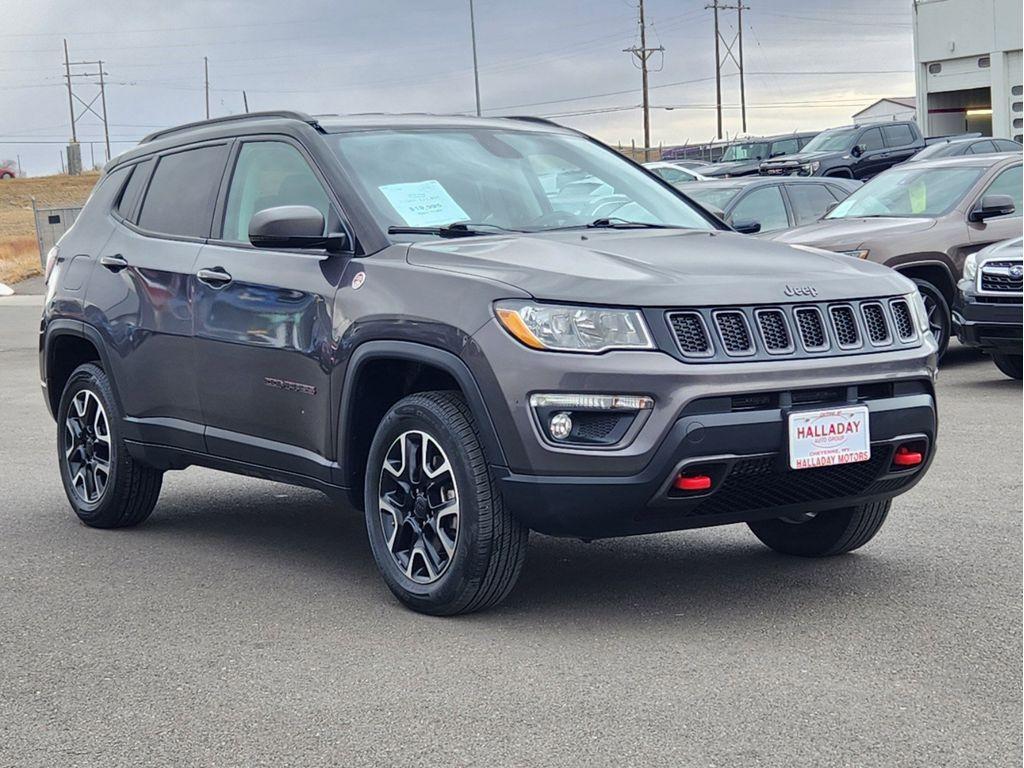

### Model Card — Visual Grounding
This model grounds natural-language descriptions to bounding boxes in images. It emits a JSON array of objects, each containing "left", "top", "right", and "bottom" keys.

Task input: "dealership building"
[{"left": 912, "top": 0, "right": 1023, "bottom": 141}]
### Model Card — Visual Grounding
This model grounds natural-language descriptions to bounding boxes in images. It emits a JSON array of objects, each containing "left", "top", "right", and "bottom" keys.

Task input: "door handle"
[
  {"left": 99, "top": 254, "right": 128, "bottom": 272},
  {"left": 196, "top": 267, "right": 233, "bottom": 288}
]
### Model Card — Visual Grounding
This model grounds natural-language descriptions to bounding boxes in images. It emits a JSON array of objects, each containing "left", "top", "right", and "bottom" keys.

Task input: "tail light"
[{"left": 44, "top": 245, "right": 59, "bottom": 283}]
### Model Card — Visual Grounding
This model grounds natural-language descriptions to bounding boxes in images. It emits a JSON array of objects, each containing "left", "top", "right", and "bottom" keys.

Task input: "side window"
[
  {"left": 658, "top": 168, "right": 685, "bottom": 183},
  {"left": 980, "top": 165, "right": 1023, "bottom": 216},
  {"left": 137, "top": 145, "right": 228, "bottom": 238},
  {"left": 222, "top": 142, "right": 331, "bottom": 243},
  {"left": 730, "top": 185, "right": 789, "bottom": 233},
  {"left": 994, "top": 139, "right": 1021, "bottom": 152},
  {"left": 786, "top": 183, "right": 838, "bottom": 226},
  {"left": 115, "top": 159, "right": 152, "bottom": 220},
  {"left": 859, "top": 128, "right": 884, "bottom": 152},
  {"left": 967, "top": 140, "right": 996, "bottom": 154},
  {"left": 881, "top": 124, "right": 914, "bottom": 147},
  {"left": 770, "top": 138, "right": 800, "bottom": 157}
]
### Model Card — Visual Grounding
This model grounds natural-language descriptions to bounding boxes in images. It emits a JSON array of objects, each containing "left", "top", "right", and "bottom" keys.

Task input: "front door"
[
  {"left": 192, "top": 138, "right": 350, "bottom": 481},
  {"left": 967, "top": 163, "right": 1023, "bottom": 247}
]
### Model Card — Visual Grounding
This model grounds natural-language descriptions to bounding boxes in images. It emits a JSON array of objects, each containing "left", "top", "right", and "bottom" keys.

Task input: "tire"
[
  {"left": 364, "top": 391, "right": 528, "bottom": 616},
  {"left": 57, "top": 363, "right": 162, "bottom": 528},
  {"left": 747, "top": 500, "right": 891, "bottom": 557},
  {"left": 911, "top": 279, "right": 950, "bottom": 360},
  {"left": 0, "top": 171, "right": 14, "bottom": 180},
  {"left": 992, "top": 353, "right": 1023, "bottom": 380}
]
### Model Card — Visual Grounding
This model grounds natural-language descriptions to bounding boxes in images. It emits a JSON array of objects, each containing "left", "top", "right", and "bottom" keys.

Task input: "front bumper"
[
  {"left": 953, "top": 285, "right": 1022, "bottom": 354},
  {"left": 469, "top": 319, "right": 938, "bottom": 538}
]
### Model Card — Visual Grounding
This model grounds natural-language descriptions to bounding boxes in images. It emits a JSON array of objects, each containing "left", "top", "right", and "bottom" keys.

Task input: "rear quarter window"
[
  {"left": 114, "top": 159, "right": 153, "bottom": 220},
  {"left": 137, "top": 144, "right": 229, "bottom": 238}
]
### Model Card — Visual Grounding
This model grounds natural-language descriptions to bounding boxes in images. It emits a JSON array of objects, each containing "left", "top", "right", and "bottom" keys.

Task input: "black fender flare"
[
  {"left": 42, "top": 319, "right": 124, "bottom": 419},
  {"left": 335, "top": 340, "right": 508, "bottom": 490},
  {"left": 888, "top": 256, "right": 957, "bottom": 297}
]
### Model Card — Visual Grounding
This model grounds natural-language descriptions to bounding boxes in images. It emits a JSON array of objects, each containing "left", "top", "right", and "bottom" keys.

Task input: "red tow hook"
[
  {"left": 674, "top": 473, "right": 712, "bottom": 492},
  {"left": 893, "top": 444, "right": 924, "bottom": 467}
]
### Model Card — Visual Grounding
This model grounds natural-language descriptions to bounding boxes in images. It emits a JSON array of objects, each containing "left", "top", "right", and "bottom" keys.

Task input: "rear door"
[
  {"left": 192, "top": 137, "right": 350, "bottom": 481},
  {"left": 880, "top": 124, "right": 920, "bottom": 168},
  {"left": 88, "top": 143, "right": 229, "bottom": 451}
]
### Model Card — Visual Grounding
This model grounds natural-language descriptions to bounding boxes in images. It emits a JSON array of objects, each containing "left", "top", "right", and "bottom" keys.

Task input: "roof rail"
[{"left": 140, "top": 110, "right": 323, "bottom": 144}]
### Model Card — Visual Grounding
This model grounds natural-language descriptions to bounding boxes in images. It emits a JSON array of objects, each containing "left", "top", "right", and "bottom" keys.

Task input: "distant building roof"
[{"left": 853, "top": 97, "right": 917, "bottom": 117}]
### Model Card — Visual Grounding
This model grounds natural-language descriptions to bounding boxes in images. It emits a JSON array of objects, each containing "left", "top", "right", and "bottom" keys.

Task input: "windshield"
[
  {"left": 327, "top": 128, "right": 714, "bottom": 236},
  {"left": 802, "top": 129, "right": 858, "bottom": 153},
  {"left": 684, "top": 186, "right": 743, "bottom": 212},
  {"left": 720, "top": 142, "right": 769, "bottom": 162},
  {"left": 827, "top": 166, "right": 985, "bottom": 218}
]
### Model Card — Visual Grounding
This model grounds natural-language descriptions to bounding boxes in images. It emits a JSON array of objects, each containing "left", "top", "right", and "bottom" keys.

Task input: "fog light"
[{"left": 549, "top": 412, "right": 573, "bottom": 440}]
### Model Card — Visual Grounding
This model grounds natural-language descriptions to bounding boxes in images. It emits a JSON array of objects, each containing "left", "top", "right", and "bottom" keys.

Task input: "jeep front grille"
[
  {"left": 860, "top": 302, "right": 891, "bottom": 345},
  {"left": 793, "top": 307, "right": 829, "bottom": 352},
  {"left": 754, "top": 309, "right": 793, "bottom": 354},
  {"left": 667, "top": 311, "right": 713, "bottom": 356},
  {"left": 713, "top": 310, "right": 755, "bottom": 356},
  {"left": 980, "top": 260, "right": 1023, "bottom": 293},
  {"left": 663, "top": 296, "right": 921, "bottom": 363},
  {"left": 889, "top": 299, "right": 916, "bottom": 341}
]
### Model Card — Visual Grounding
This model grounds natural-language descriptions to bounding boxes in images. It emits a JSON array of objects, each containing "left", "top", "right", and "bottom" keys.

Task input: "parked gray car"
[
  {"left": 40, "top": 112, "right": 938, "bottom": 615},
  {"left": 678, "top": 176, "right": 861, "bottom": 234}
]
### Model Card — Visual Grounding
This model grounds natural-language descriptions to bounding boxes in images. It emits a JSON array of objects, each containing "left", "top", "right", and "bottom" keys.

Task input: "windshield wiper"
[
  {"left": 586, "top": 217, "right": 682, "bottom": 230},
  {"left": 387, "top": 222, "right": 522, "bottom": 238}
]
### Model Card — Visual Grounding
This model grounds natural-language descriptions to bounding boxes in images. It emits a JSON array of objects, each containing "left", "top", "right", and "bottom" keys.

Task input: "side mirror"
[
  {"left": 850, "top": 144, "right": 864, "bottom": 158},
  {"left": 248, "top": 205, "right": 348, "bottom": 253},
  {"left": 970, "top": 194, "right": 1016, "bottom": 222},
  {"left": 731, "top": 219, "right": 762, "bottom": 234}
]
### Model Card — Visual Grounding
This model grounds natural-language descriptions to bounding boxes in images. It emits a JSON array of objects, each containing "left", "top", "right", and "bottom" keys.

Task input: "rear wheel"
[
  {"left": 992, "top": 353, "right": 1023, "bottom": 380},
  {"left": 57, "top": 363, "right": 163, "bottom": 528},
  {"left": 747, "top": 500, "right": 891, "bottom": 557},
  {"left": 364, "top": 391, "right": 528, "bottom": 615},
  {"left": 911, "top": 279, "right": 950, "bottom": 359}
]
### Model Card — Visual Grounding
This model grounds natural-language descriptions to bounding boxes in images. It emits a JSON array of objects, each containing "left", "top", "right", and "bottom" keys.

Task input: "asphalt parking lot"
[{"left": 0, "top": 299, "right": 1020, "bottom": 767}]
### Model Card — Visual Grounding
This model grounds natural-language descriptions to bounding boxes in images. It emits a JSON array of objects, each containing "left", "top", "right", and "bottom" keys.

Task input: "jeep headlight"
[
  {"left": 495, "top": 301, "right": 654, "bottom": 353},
  {"left": 906, "top": 291, "right": 931, "bottom": 335},
  {"left": 963, "top": 252, "right": 978, "bottom": 281}
]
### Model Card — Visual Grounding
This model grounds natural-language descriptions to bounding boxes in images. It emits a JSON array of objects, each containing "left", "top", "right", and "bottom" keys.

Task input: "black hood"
[
  {"left": 761, "top": 150, "right": 844, "bottom": 166},
  {"left": 701, "top": 160, "right": 761, "bottom": 177}
]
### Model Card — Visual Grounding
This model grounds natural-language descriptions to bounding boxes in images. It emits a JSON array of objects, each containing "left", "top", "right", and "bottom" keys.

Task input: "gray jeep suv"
[{"left": 40, "top": 112, "right": 938, "bottom": 615}]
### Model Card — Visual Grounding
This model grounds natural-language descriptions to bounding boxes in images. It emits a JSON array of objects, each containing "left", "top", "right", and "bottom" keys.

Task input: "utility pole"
[
  {"left": 204, "top": 56, "right": 210, "bottom": 119},
  {"left": 63, "top": 39, "right": 76, "bottom": 143},
  {"left": 624, "top": 0, "right": 664, "bottom": 161},
  {"left": 242, "top": 90, "right": 250, "bottom": 113},
  {"left": 468, "top": 0, "right": 481, "bottom": 116},
  {"left": 62, "top": 43, "right": 111, "bottom": 171},
  {"left": 97, "top": 60, "right": 110, "bottom": 162},
  {"left": 706, "top": 1, "right": 749, "bottom": 139}
]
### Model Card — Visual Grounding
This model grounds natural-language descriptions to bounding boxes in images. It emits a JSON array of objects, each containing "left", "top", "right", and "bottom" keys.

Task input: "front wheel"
[
  {"left": 364, "top": 391, "right": 528, "bottom": 615},
  {"left": 912, "top": 279, "right": 950, "bottom": 360},
  {"left": 747, "top": 500, "right": 891, "bottom": 557},
  {"left": 992, "top": 353, "right": 1023, "bottom": 380}
]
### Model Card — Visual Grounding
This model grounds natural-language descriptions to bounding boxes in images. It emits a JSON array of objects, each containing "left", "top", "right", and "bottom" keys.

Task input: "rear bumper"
[
  {"left": 497, "top": 389, "right": 936, "bottom": 538},
  {"left": 953, "top": 289, "right": 1022, "bottom": 354}
]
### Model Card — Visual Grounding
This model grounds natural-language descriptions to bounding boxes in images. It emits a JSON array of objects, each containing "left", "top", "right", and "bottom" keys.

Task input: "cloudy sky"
[{"left": 0, "top": 0, "right": 915, "bottom": 175}]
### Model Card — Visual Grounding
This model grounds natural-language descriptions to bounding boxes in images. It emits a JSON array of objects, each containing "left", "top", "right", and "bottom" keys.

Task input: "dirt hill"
[{"left": 0, "top": 173, "right": 99, "bottom": 285}]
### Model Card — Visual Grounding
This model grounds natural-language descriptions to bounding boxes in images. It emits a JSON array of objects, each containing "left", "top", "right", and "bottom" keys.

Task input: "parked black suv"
[
  {"left": 700, "top": 132, "right": 818, "bottom": 178},
  {"left": 759, "top": 121, "right": 925, "bottom": 179},
  {"left": 41, "top": 112, "right": 939, "bottom": 615}
]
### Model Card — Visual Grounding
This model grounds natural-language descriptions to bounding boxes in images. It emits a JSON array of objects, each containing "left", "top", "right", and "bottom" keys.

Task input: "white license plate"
[{"left": 788, "top": 406, "right": 870, "bottom": 470}]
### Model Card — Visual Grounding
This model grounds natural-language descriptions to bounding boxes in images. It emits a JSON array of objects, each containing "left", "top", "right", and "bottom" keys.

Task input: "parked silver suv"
[{"left": 41, "top": 112, "right": 938, "bottom": 614}]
